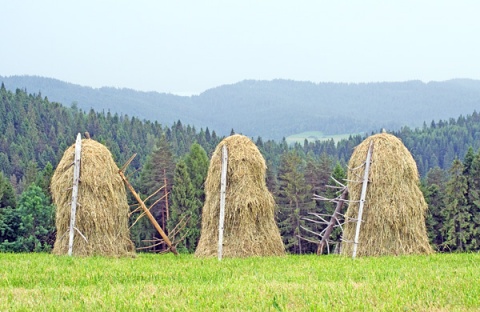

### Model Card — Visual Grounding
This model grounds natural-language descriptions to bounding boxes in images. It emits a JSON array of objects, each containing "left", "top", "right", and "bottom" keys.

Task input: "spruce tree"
[
  {"left": 0, "top": 172, "right": 16, "bottom": 209},
  {"left": 184, "top": 143, "right": 209, "bottom": 203},
  {"left": 0, "top": 173, "right": 19, "bottom": 249},
  {"left": 442, "top": 159, "right": 472, "bottom": 251},
  {"left": 16, "top": 184, "right": 55, "bottom": 251},
  {"left": 325, "top": 162, "right": 347, "bottom": 248},
  {"left": 304, "top": 154, "right": 321, "bottom": 195},
  {"left": 168, "top": 160, "right": 199, "bottom": 253},
  {"left": 466, "top": 150, "right": 480, "bottom": 249},
  {"left": 423, "top": 166, "right": 448, "bottom": 250},
  {"left": 265, "top": 161, "right": 279, "bottom": 197},
  {"left": 276, "top": 150, "right": 315, "bottom": 254},
  {"left": 169, "top": 143, "right": 209, "bottom": 252},
  {"left": 35, "top": 162, "right": 54, "bottom": 199},
  {"left": 1, "top": 184, "right": 54, "bottom": 252}
]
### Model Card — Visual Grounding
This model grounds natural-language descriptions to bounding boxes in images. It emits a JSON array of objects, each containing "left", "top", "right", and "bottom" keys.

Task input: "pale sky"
[{"left": 1, "top": 1, "right": 479, "bottom": 95}]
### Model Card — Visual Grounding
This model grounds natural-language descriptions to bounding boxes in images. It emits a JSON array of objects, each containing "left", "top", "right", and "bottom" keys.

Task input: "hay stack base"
[
  {"left": 195, "top": 135, "right": 285, "bottom": 258},
  {"left": 51, "top": 139, "right": 135, "bottom": 257},
  {"left": 341, "top": 133, "right": 433, "bottom": 257}
]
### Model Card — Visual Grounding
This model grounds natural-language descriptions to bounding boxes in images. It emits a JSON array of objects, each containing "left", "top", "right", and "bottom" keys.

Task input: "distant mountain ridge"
[{"left": 2, "top": 75, "right": 480, "bottom": 140}]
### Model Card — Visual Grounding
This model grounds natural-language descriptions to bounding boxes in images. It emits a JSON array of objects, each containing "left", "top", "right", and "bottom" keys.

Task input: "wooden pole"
[
  {"left": 119, "top": 170, "right": 178, "bottom": 256},
  {"left": 352, "top": 141, "right": 373, "bottom": 259},
  {"left": 218, "top": 144, "right": 228, "bottom": 261},
  {"left": 68, "top": 133, "right": 82, "bottom": 256},
  {"left": 163, "top": 169, "right": 169, "bottom": 252},
  {"left": 317, "top": 188, "right": 348, "bottom": 255},
  {"left": 164, "top": 168, "right": 169, "bottom": 221},
  {"left": 120, "top": 153, "right": 137, "bottom": 172}
]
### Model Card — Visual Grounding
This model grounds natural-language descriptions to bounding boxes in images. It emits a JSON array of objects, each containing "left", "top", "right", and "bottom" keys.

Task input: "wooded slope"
[{"left": 3, "top": 75, "right": 480, "bottom": 140}]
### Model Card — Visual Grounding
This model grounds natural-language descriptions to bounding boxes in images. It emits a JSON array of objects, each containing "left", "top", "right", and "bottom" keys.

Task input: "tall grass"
[{"left": 1, "top": 253, "right": 479, "bottom": 311}]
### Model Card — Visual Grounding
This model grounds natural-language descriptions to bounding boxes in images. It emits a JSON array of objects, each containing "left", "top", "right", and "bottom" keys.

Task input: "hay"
[
  {"left": 195, "top": 135, "right": 285, "bottom": 258},
  {"left": 341, "top": 133, "right": 433, "bottom": 257},
  {"left": 51, "top": 139, "right": 135, "bottom": 257}
]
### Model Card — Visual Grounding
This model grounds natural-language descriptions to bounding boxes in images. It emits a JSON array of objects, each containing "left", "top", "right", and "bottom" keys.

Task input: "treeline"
[
  {"left": 5, "top": 75, "right": 480, "bottom": 140},
  {"left": 1, "top": 84, "right": 480, "bottom": 253},
  {"left": 0, "top": 85, "right": 221, "bottom": 251},
  {"left": 423, "top": 148, "right": 480, "bottom": 252}
]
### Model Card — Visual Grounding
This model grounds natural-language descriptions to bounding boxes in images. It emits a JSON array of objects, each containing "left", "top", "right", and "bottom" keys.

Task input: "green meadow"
[
  {"left": 285, "top": 132, "right": 356, "bottom": 145},
  {"left": 1, "top": 253, "right": 479, "bottom": 311}
]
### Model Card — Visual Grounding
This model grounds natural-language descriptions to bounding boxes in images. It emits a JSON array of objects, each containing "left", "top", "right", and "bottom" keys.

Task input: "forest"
[
  {"left": 3, "top": 75, "right": 480, "bottom": 140},
  {"left": 1, "top": 83, "right": 480, "bottom": 254}
]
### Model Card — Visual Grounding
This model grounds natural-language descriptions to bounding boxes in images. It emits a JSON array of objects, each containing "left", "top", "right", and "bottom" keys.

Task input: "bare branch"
[
  {"left": 74, "top": 227, "right": 88, "bottom": 243},
  {"left": 148, "top": 193, "right": 169, "bottom": 210},
  {"left": 325, "top": 185, "right": 344, "bottom": 190},
  {"left": 343, "top": 178, "right": 364, "bottom": 183},
  {"left": 329, "top": 176, "right": 346, "bottom": 188},
  {"left": 136, "top": 241, "right": 165, "bottom": 250},
  {"left": 300, "top": 225, "right": 324, "bottom": 237},
  {"left": 144, "top": 188, "right": 167, "bottom": 206},
  {"left": 348, "top": 162, "right": 366, "bottom": 171},
  {"left": 296, "top": 235, "right": 320, "bottom": 245},
  {"left": 313, "top": 194, "right": 337, "bottom": 202},
  {"left": 306, "top": 213, "right": 329, "bottom": 224},
  {"left": 129, "top": 211, "right": 147, "bottom": 230},
  {"left": 302, "top": 217, "right": 328, "bottom": 225}
]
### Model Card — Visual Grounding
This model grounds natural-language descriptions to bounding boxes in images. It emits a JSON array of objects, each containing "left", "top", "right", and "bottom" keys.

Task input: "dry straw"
[
  {"left": 195, "top": 134, "right": 285, "bottom": 257},
  {"left": 51, "top": 139, "right": 135, "bottom": 257},
  {"left": 341, "top": 133, "right": 433, "bottom": 257}
]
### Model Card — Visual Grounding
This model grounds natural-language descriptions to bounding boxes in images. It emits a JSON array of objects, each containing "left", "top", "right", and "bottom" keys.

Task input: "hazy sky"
[{"left": 1, "top": 1, "right": 479, "bottom": 95}]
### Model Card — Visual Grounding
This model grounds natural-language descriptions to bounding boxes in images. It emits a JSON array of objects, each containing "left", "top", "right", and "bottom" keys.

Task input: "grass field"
[
  {"left": 1, "top": 253, "right": 479, "bottom": 311},
  {"left": 285, "top": 131, "right": 357, "bottom": 145}
]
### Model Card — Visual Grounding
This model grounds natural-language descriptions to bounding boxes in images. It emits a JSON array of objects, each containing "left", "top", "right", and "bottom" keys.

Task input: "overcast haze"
[{"left": 1, "top": 1, "right": 479, "bottom": 95}]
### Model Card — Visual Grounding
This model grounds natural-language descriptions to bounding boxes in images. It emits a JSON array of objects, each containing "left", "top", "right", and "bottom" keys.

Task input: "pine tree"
[{"left": 137, "top": 134, "right": 175, "bottom": 251}]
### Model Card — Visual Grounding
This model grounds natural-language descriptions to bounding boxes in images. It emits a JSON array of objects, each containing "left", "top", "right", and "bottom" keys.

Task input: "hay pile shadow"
[
  {"left": 51, "top": 139, "right": 135, "bottom": 257},
  {"left": 341, "top": 133, "right": 433, "bottom": 257},
  {"left": 195, "top": 135, "right": 285, "bottom": 258}
]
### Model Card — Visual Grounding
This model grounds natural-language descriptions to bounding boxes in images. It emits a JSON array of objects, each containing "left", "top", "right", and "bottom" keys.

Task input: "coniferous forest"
[{"left": 1, "top": 83, "right": 480, "bottom": 254}]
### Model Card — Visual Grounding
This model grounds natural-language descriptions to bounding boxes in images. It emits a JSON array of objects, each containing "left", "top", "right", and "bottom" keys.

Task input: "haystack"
[
  {"left": 51, "top": 138, "right": 135, "bottom": 256},
  {"left": 195, "top": 134, "right": 285, "bottom": 257},
  {"left": 341, "top": 133, "right": 433, "bottom": 256}
]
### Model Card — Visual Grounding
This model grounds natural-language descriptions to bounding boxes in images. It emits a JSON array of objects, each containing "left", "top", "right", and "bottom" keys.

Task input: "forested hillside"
[
  {"left": 1, "top": 84, "right": 480, "bottom": 254},
  {"left": 3, "top": 75, "right": 480, "bottom": 140}
]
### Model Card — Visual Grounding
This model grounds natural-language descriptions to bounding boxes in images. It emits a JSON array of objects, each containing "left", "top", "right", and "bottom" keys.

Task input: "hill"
[{"left": 2, "top": 75, "right": 480, "bottom": 140}]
